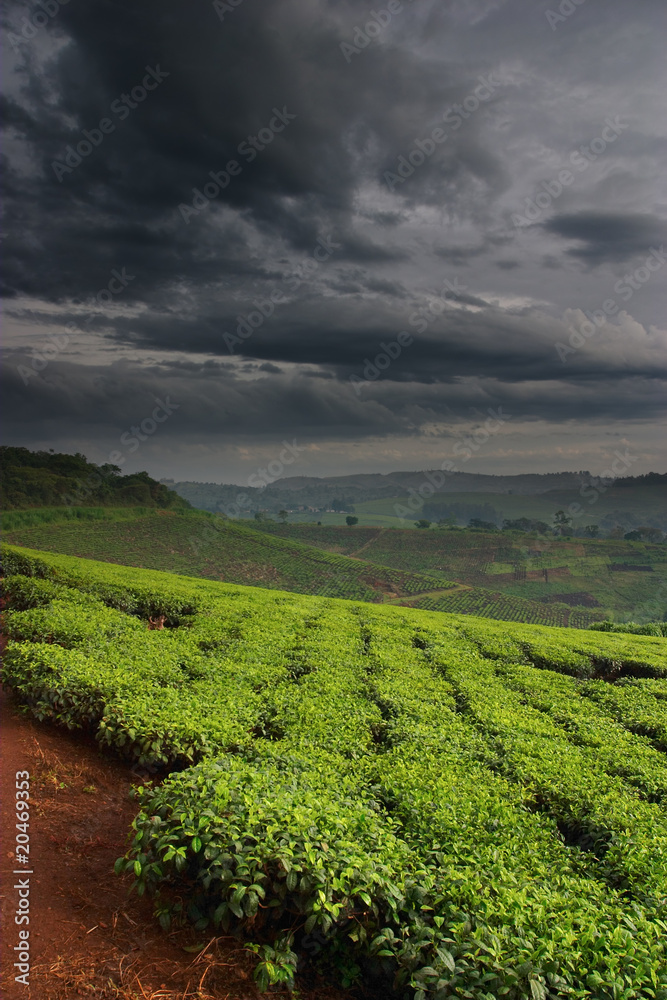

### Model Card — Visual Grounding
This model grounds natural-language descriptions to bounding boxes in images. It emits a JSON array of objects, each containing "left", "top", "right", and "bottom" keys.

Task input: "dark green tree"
[{"left": 553, "top": 510, "right": 572, "bottom": 535}]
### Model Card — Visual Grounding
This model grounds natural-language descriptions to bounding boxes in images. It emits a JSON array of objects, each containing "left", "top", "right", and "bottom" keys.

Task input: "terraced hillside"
[
  {"left": 253, "top": 523, "right": 667, "bottom": 623},
  {"left": 1, "top": 507, "right": 451, "bottom": 604},
  {"left": 2, "top": 508, "right": 609, "bottom": 626},
  {"left": 2, "top": 543, "right": 666, "bottom": 999}
]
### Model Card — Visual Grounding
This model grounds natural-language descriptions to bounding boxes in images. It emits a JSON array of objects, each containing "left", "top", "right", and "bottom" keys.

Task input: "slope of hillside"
[
  {"left": 0, "top": 446, "right": 189, "bottom": 511},
  {"left": 0, "top": 507, "right": 452, "bottom": 604},
  {"left": 251, "top": 522, "right": 667, "bottom": 623},
  {"left": 2, "top": 544, "right": 666, "bottom": 999},
  {"left": 1, "top": 507, "right": 611, "bottom": 626}
]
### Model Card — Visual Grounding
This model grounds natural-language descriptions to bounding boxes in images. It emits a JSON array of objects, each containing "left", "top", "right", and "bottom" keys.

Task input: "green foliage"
[
  {"left": 2, "top": 574, "right": 65, "bottom": 610},
  {"left": 3, "top": 509, "right": 454, "bottom": 605},
  {"left": 502, "top": 517, "right": 551, "bottom": 534},
  {"left": 468, "top": 518, "right": 498, "bottom": 532},
  {"left": 0, "top": 446, "right": 190, "bottom": 511},
  {"left": 591, "top": 621, "right": 667, "bottom": 637},
  {"left": 345, "top": 516, "right": 359, "bottom": 526},
  {"left": 250, "top": 521, "right": 667, "bottom": 626},
  {"left": 3, "top": 542, "right": 667, "bottom": 998}
]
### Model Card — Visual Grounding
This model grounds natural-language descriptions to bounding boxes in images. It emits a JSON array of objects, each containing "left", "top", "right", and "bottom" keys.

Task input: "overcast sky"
[{"left": 2, "top": 0, "right": 666, "bottom": 484}]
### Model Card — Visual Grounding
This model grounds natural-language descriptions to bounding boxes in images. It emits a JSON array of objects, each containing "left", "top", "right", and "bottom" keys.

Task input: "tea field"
[
  {"left": 2, "top": 543, "right": 667, "bottom": 999},
  {"left": 254, "top": 523, "right": 667, "bottom": 624},
  {"left": 2, "top": 506, "right": 611, "bottom": 628},
  {"left": 0, "top": 506, "right": 451, "bottom": 604},
  {"left": 407, "top": 587, "right": 600, "bottom": 628}
]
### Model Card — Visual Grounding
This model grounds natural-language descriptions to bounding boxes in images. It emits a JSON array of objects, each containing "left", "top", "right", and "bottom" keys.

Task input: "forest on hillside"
[{"left": 0, "top": 447, "right": 190, "bottom": 511}]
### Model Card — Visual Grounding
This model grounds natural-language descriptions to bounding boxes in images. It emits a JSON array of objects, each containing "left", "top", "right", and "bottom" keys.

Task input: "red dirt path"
[{"left": 0, "top": 686, "right": 361, "bottom": 1000}]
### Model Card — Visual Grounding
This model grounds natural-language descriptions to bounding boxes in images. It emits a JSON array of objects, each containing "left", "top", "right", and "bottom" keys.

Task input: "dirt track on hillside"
[{"left": 0, "top": 683, "right": 363, "bottom": 1000}]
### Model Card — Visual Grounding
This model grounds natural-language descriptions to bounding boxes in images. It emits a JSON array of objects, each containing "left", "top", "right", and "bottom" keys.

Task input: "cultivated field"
[
  {"left": 2, "top": 543, "right": 667, "bottom": 998},
  {"left": 1, "top": 507, "right": 451, "bottom": 604},
  {"left": 254, "top": 523, "right": 667, "bottom": 624},
  {"left": 2, "top": 507, "right": 611, "bottom": 628}
]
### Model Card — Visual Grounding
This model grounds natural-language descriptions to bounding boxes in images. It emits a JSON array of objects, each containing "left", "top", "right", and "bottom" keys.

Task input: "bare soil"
[{"left": 0, "top": 686, "right": 361, "bottom": 1000}]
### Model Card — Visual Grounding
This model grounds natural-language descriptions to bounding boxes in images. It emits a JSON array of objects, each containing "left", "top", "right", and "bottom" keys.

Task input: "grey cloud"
[
  {"left": 542, "top": 212, "right": 667, "bottom": 265},
  {"left": 2, "top": 0, "right": 666, "bottom": 474}
]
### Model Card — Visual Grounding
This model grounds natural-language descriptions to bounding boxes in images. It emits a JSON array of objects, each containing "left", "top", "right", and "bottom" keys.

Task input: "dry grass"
[
  {"left": 27, "top": 735, "right": 100, "bottom": 793},
  {"left": 28, "top": 935, "right": 266, "bottom": 1000}
]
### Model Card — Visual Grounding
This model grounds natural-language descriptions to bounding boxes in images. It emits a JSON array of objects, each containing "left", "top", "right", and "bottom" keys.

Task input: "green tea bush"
[
  {"left": 591, "top": 621, "right": 667, "bottom": 637},
  {"left": 2, "top": 574, "right": 66, "bottom": 610},
  {"left": 2, "top": 543, "right": 667, "bottom": 999}
]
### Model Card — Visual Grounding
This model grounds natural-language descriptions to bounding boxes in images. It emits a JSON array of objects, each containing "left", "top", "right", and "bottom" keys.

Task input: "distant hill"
[
  {"left": 163, "top": 469, "right": 598, "bottom": 516},
  {"left": 164, "top": 469, "right": 667, "bottom": 535},
  {"left": 0, "top": 446, "right": 190, "bottom": 511}
]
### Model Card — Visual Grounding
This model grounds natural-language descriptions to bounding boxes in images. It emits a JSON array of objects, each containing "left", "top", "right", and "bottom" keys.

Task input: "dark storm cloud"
[
  {"left": 542, "top": 213, "right": 667, "bottom": 265},
  {"left": 3, "top": 353, "right": 665, "bottom": 453},
  {"left": 0, "top": 0, "right": 446, "bottom": 303},
  {"left": 434, "top": 244, "right": 488, "bottom": 265},
  {"left": 2, "top": 0, "right": 666, "bottom": 472}
]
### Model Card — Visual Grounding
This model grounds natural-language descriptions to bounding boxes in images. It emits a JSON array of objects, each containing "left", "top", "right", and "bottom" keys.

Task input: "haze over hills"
[
  {"left": 163, "top": 469, "right": 597, "bottom": 514},
  {"left": 163, "top": 469, "right": 667, "bottom": 533}
]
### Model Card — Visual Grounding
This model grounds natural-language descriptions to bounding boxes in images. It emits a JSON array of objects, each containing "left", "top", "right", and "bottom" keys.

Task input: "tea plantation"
[
  {"left": 2, "top": 543, "right": 667, "bottom": 999},
  {"left": 1, "top": 507, "right": 451, "bottom": 603},
  {"left": 3, "top": 506, "right": 606, "bottom": 628},
  {"left": 253, "top": 523, "right": 667, "bottom": 624}
]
